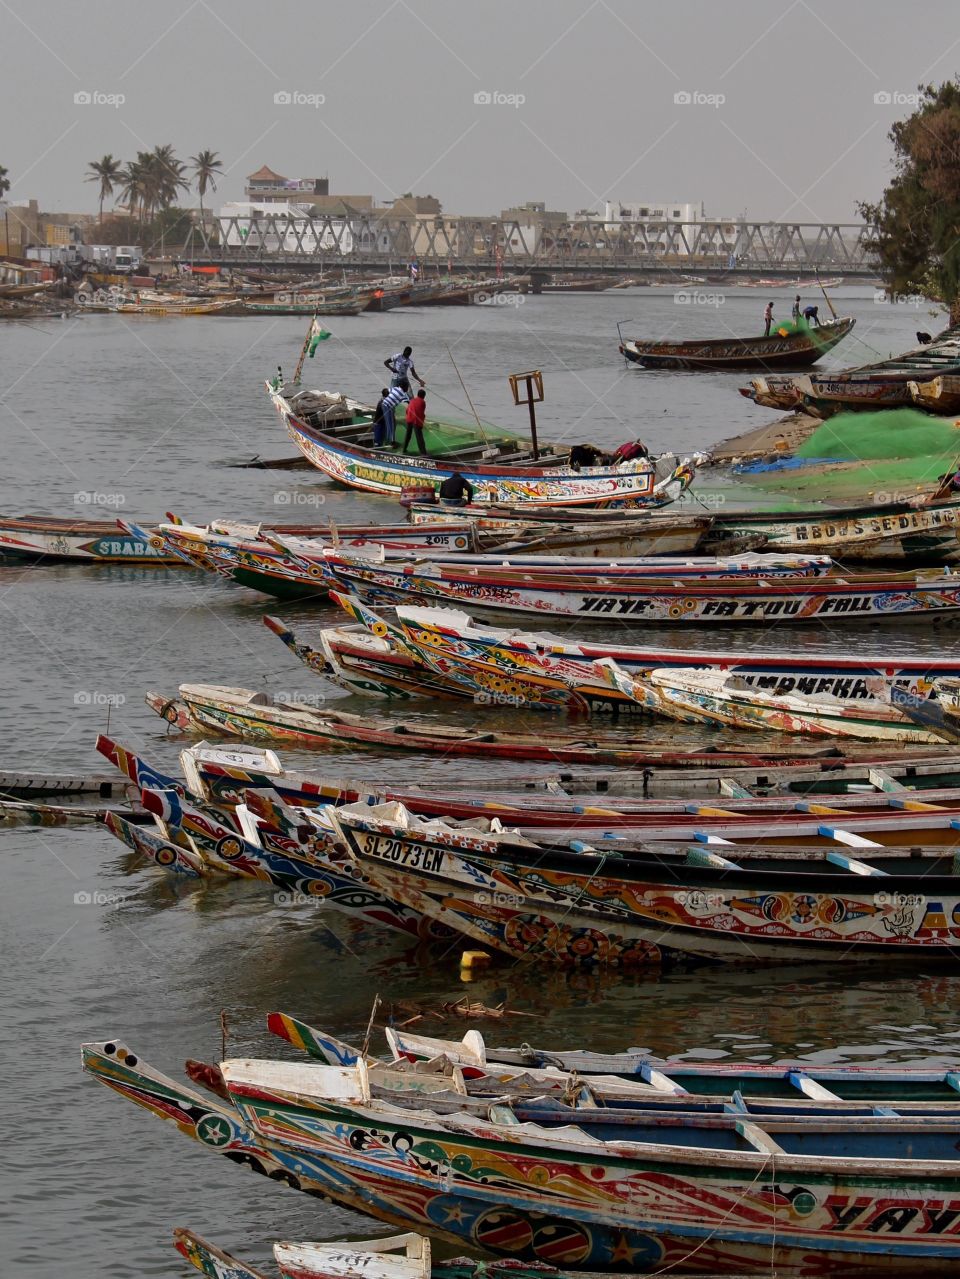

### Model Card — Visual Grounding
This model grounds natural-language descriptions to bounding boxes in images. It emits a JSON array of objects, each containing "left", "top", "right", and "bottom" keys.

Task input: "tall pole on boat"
[
  {"left": 816, "top": 269, "right": 838, "bottom": 320},
  {"left": 509, "top": 369, "right": 544, "bottom": 461}
]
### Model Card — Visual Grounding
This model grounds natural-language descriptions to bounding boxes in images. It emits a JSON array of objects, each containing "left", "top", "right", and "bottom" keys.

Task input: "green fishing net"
[{"left": 751, "top": 408, "right": 960, "bottom": 501}]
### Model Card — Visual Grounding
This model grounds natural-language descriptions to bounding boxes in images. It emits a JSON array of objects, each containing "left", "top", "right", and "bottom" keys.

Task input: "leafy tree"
[
  {"left": 860, "top": 79, "right": 960, "bottom": 324},
  {"left": 190, "top": 149, "right": 223, "bottom": 225},
  {"left": 85, "top": 154, "right": 123, "bottom": 223},
  {"left": 0, "top": 164, "right": 10, "bottom": 200}
]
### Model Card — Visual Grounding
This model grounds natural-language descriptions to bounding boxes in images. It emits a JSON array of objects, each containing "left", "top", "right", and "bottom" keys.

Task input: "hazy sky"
[{"left": 2, "top": 0, "right": 956, "bottom": 222}]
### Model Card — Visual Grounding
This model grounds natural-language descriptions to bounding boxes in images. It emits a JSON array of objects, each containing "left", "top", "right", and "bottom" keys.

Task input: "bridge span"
[{"left": 175, "top": 217, "right": 878, "bottom": 279}]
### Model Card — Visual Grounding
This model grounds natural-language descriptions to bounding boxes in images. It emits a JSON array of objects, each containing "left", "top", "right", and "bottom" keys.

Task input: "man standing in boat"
[
  {"left": 763, "top": 301, "right": 774, "bottom": 336},
  {"left": 403, "top": 388, "right": 429, "bottom": 455},
  {"left": 385, "top": 346, "right": 425, "bottom": 394},
  {"left": 792, "top": 295, "right": 802, "bottom": 323}
]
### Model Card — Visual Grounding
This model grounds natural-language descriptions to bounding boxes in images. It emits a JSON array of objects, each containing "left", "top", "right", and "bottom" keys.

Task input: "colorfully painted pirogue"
[
  {"left": 81, "top": 1036, "right": 960, "bottom": 1275},
  {"left": 321, "top": 553, "right": 960, "bottom": 625},
  {"left": 269, "top": 385, "right": 696, "bottom": 508}
]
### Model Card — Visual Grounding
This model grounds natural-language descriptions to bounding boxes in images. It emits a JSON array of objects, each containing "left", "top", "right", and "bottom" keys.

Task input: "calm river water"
[{"left": 2, "top": 285, "right": 958, "bottom": 1277}]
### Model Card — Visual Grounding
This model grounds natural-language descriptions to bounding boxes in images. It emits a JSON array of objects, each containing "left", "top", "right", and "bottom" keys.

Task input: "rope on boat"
[
  {"left": 646, "top": 1151, "right": 776, "bottom": 1277},
  {"left": 446, "top": 344, "right": 492, "bottom": 450}
]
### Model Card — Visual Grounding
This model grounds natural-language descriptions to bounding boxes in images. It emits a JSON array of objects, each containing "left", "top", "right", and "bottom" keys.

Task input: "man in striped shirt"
[{"left": 377, "top": 384, "right": 409, "bottom": 445}]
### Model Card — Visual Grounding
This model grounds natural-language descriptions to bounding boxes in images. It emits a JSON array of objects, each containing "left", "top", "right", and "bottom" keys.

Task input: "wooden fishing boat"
[
  {"left": 0, "top": 514, "right": 180, "bottom": 563},
  {"left": 0, "top": 796, "right": 145, "bottom": 825},
  {"left": 162, "top": 521, "right": 808, "bottom": 603},
  {"left": 116, "top": 792, "right": 453, "bottom": 942},
  {"left": 620, "top": 316, "right": 855, "bottom": 370},
  {"left": 113, "top": 298, "right": 238, "bottom": 317},
  {"left": 600, "top": 662, "right": 947, "bottom": 744},
  {"left": 143, "top": 684, "right": 904, "bottom": 768},
  {"left": 406, "top": 508, "right": 721, "bottom": 557},
  {"left": 270, "top": 385, "right": 696, "bottom": 508},
  {"left": 94, "top": 735, "right": 455, "bottom": 940},
  {"left": 331, "top": 595, "right": 960, "bottom": 712},
  {"left": 0, "top": 767, "right": 134, "bottom": 798},
  {"left": 273, "top": 1009, "right": 960, "bottom": 1116},
  {"left": 121, "top": 734, "right": 960, "bottom": 821},
  {"left": 179, "top": 755, "right": 960, "bottom": 835},
  {"left": 184, "top": 743, "right": 960, "bottom": 805},
  {"left": 154, "top": 517, "right": 715, "bottom": 595},
  {"left": 332, "top": 799, "right": 960, "bottom": 964},
  {"left": 80, "top": 1039, "right": 960, "bottom": 1275},
  {"left": 324, "top": 553, "right": 960, "bottom": 625},
  {"left": 701, "top": 496, "right": 960, "bottom": 562},
  {"left": 741, "top": 325, "right": 960, "bottom": 416},
  {"left": 212, "top": 1056, "right": 960, "bottom": 1272},
  {"left": 909, "top": 373, "right": 960, "bottom": 414},
  {"left": 264, "top": 615, "right": 472, "bottom": 701},
  {"left": 409, "top": 494, "right": 960, "bottom": 564},
  {"left": 175, "top": 1229, "right": 438, "bottom": 1279},
  {"left": 383, "top": 1022, "right": 960, "bottom": 1102},
  {"left": 97, "top": 733, "right": 960, "bottom": 844},
  {"left": 81, "top": 1039, "right": 350, "bottom": 1200},
  {"left": 148, "top": 518, "right": 481, "bottom": 601},
  {"left": 242, "top": 299, "right": 362, "bottom": 316},
  {"left": 267, "top": 385, "right": 525, "bottom": 466}
]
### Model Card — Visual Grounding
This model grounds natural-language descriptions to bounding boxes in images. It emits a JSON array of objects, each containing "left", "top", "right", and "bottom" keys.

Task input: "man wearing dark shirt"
[
  {"left": 439, "top": 472, "right": 474, "bottom": 505},
  {"left": 403, "top": 389, "right": 428, "bottom": 454}
]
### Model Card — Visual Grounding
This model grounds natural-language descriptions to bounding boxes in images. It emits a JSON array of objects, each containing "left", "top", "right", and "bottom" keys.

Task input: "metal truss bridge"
[{"left": 176, "top": 216, "right": 878, "bottom": 278}]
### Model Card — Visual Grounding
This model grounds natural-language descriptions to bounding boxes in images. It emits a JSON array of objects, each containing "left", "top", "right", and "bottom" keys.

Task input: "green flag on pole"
[{"left": 308, "top": 318, "right": 331, "bottom": 357}]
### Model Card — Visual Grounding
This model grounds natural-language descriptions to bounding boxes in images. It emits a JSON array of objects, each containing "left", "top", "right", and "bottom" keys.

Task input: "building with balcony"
[{"left": 244, "top": 166, "right": 329, "bottom": 203}]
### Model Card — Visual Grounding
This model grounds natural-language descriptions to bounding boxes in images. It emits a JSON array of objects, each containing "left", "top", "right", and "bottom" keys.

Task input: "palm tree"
[
  {"left": 150, "top": 144, "right": 189, "bottom": 211},
  {"left": 85, "top": 155, "right": 123, "bottom": 224},
  {"left": 190, "top": 149, "right": 223, "bottom": 228},
  {"left": 0, "top": 164, "right": 10, "bottom": 200},
  {"left": 119, "top": 154, "right": 151, "bottom": 224}
]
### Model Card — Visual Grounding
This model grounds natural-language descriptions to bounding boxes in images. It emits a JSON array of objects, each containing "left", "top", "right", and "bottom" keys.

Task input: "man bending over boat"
[
  {"left": 385, "top": 346, "right": 425, "bottom": 393},
  {"left": 377, "top": 385, "right": 409, "bottom": 446}
]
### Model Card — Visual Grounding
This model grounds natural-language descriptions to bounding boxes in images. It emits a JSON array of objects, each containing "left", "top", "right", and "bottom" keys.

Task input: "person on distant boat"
[
  {"left": 403, "top": 389, "right": 429, "bottom": 455},
  {"left": 803, "top": 305, "right": 820, "bottom": 326},
  {"left": 439, "top": 471, "right": 474, "bottom": 505},
  {"left": 385, "top": 346, "right": 425, "bottom": 393},
  {"left": 792, "top": 294, "right": 802, "bottom": 323},
  {"left": 763, "top": 301, "right": 774, "bottom": 336},
  {"left": 379, "top": 384, "right": 409, "bottom": 446}
]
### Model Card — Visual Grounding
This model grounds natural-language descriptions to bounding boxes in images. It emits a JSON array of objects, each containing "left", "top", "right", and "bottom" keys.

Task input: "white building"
[
  {"left": 217, "top": 201, "right": 355, "bottom": 254},
  {"left": 582, "top": 200, "right": 703, "bottom": 224}
]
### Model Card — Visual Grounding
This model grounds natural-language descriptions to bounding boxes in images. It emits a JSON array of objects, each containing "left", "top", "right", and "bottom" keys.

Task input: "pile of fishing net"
[{"left": 748, "top": 408, "right": 960, "bottom": 500}]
